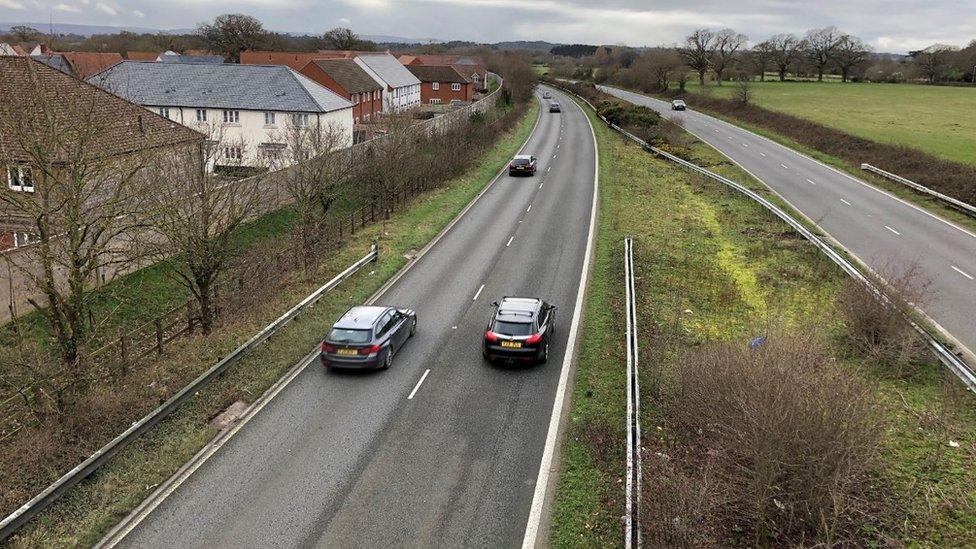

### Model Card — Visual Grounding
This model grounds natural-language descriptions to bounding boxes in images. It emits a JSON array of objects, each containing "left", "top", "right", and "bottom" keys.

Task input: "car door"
[
  {"left": 375, "top": 309, "right": 395, "bottom": 350},
  {"left": 390, "top": 310, "right": 410, "bottom": 351}
]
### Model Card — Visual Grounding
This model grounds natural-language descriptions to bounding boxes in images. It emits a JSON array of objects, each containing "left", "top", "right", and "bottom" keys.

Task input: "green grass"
[
  {"left": 8, "top": 100, "right": 540, "bottom": 548},
  {"left": 686, "top": 80, "right": 976, "bottom": 165},
  {"left": 550, "top": 94, "right": 976, "bottom": 547}
]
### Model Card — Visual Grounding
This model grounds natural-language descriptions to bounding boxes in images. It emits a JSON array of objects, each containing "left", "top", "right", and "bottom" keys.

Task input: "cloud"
[
  {"left": 0, "top": 0, "right": 25, "bottom": 9},
  {"left": 339, "top": 17, "right": 351, "bottom": 24},
  {"left": 132, "top": 8, "right": 144, "bottom": 17},
  {"left": 53, "top": 2, "right": 80, "bottom": 12},
  {"left": 95, "top": 1, "right": 116, "bottom": 14}
]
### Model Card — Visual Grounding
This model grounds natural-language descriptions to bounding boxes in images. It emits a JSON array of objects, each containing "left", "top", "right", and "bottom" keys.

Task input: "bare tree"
[
  {"left": 322, "top": 27, "right": 375, "bottom": 51},
  {"left": 834, "top": 35, "right": 872, "bottom": 82},
  {"left": 912, "top": 43, "right": 958, "bottom": 83},
  {"left": 8, "top": 25, "right": 40, "bottom": 42},
  {"left": 682, "top": 29, "right": 716, "bottom": 86},
  {"left": 140, "top": 128, "right": 260, "bottom": 334},
  {"left": 0, "top": 60, "right": 200, "bottom": 369},
  {"left": 197, "top": 13, "right": 266, "bottom": 62},
  {"left": 768, "top": 33, "right": 805, "bottom": 81},
  {"left": 271, "top": 119, "right": 352, "bottom": 270},
  {"left": 804, "top": 26, "right": 842, "bottom": 81},
  {"left": 747, "top": 40, "right": 776, "bottom": 81},
  {"left": 713, "top": 28, "right": 748, "bottom": 85}
]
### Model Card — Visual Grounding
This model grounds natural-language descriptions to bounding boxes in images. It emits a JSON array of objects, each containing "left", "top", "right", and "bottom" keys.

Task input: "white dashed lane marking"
[{"left": 952, "top": 266, "right": 975, "bottom": 280}]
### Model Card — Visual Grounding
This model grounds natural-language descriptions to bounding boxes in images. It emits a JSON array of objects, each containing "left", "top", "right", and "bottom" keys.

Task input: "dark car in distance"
[
  {"left": 320, "top": 305, "right": 417, "bottom": 370},
  {"left": 549, "top": 101, "right": 561, "bottom": 113},
  {"left": 509, "top": 154, "right": 537, "bottom": 176},
  {"left": 483, "top": 297, "right": 556, "bottom": 364}
]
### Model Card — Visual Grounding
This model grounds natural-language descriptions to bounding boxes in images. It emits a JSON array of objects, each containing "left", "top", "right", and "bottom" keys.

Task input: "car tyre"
[
  {"left": 540, "top": 342, "right": 549, "bottom": 363},
  {"left": 410, "top": 318, "right": 417, "bottom": 337},
  {"left": 382, "top": 349, "right": 393, "bottom": 370}
]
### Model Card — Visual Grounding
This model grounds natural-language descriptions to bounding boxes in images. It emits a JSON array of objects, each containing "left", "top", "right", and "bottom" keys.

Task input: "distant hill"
[
  {"left": 493, "top": 40, "right": 560, "bottom": 52},
  {"left": 0, "top": 21, "right": 162, "bottom": 36}
]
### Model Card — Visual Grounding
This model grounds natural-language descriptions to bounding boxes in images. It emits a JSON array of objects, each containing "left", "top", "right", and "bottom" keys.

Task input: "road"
[
  {"left": 105, "top": 85, "right": 597, "bottom": 548},
  {"left": 601, "top": 85, "right": 976, "bottom": 358}
]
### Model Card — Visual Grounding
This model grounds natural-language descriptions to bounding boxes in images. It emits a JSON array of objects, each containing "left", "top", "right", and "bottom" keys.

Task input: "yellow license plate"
[
  {"left": 337, "top": 348, "right": 358, "bottom": 356},
  {"left": 501, "top": 341, "right": 522, "bottom": 349}
]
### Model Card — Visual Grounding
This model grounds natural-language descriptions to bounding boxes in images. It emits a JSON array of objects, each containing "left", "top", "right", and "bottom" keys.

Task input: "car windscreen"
[
  {"left": 492, "top": 320, "right": 534, "bottom": 336},
  {"left": 328, "top": 328, "right": 372, "bottom": 344},
  {"left": 512, "top": 158, "right": 531, "bottom": 166}
]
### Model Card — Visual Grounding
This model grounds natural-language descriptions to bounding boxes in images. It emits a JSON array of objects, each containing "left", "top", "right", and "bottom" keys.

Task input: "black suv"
[
  {"left": 483, "top": 297, "right": 556, "bottom": 363},
  {"left": 320, "top": 305, "right": 417, "bottom": 370}
]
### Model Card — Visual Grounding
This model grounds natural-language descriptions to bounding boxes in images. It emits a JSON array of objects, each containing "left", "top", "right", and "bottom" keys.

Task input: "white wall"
[
  {"left": 387, "top": 83, "right": 421, "bottom": 112},
  {"left": 149, "top": 105, "right": 354, "bottom": 168}
]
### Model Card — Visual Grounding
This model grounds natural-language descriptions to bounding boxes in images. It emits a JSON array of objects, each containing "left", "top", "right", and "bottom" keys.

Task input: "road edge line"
[
  {"left": 97, "top": 96, "right": 545, "bottom": 548},
  {"left": 521, "top": 86, "right": 600, "bottom": 548}
]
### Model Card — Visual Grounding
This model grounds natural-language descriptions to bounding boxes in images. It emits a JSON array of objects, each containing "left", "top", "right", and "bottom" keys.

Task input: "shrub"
[{"left": 658, "top": 329, "right": 883, "bottom": 545}]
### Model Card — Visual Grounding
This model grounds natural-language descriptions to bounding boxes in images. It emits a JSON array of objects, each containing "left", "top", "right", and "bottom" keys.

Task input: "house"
[
  {"left": 0, "top": 55, "right": 203, "bottom": 249},
  {"left": 399, "top": 54, "right": 487, "bottom": 90},
  {"left": 406, "top": 65, "right": 474, "bottom": 105},
  {"left": 87, "top": 61, "right": 355, "bottom": 170},
  {"left": 242, "top": 51, "right": 421, "bottom": 113},
  {"left": 0, "top": 43, "right": 26, "bottom": 56},
  {"left": 298, "top": 59, "right": 383, "bottom": 123},
  {"left": 29, "top": 51, "right": 123, "bottom": 79}
]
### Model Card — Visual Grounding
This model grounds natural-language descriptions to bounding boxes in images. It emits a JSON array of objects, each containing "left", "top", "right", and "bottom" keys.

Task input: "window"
[
  {"left": 223, "top": 147, "right": 243, "bottom": 161},
  {"left": 451, "top": 83, "right": 461, "bottom": 92},
  {"left": 429, "top": 98, "right": 442, "bottom": 105},
  {"left": 195, "top": 109, "right": 207, "bottom": 122},
  {"left": 7, "top": 165, "right": 33, "bottom": 192},
  {"left": 158, "top": 107, "right": 170, "bottom": 119},
  {"left": 264, "top": 112, "right": 276, "bottom": 126},
  {"left": 223, "top": 110, "right": 240, "bottom": 124},
  {"left": 13, "top": 232, "right": 37, "bottom": 247},
  {"left": 432, "top": 82, "right": 440, "bottom": 91},
  {"left": 292, "top": 113, "right": 310, "bottom": 127}
]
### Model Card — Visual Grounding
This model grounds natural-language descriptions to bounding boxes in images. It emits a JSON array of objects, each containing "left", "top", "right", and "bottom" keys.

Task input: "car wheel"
[
  {"left": 540, "top": 342, "right": 549, "bottom": 363},
  {"left": 382, "top": 349, "right": 393, "bottom": 370},
  {"left": 410, "top": 318, "right": 417, "bottom": 337}
]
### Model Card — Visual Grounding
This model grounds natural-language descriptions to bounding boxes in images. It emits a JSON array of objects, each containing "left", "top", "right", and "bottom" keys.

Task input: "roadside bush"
[
  {"left": 836, "top": 263, "right": 931, "bottom": 371},
  {"left": 659, "top": 329, "right": 883, "bottom": 546}
]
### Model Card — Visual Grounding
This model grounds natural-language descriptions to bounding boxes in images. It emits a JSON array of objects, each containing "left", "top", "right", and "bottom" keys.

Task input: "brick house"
[
  {"left": 0, "top": 56, "right": 204, "bottom": 250},
  {"left": 405, "top": 65, "right": 474, "bottom": 105},
  {"left": 299, "top": 59, "right": 383, "bottom": 123},
  {"left": 398, "top": 54, "right": 488, "bottom": 91},
  {"left": 30, "top": 51, "right": 123, "bottom": 79}
]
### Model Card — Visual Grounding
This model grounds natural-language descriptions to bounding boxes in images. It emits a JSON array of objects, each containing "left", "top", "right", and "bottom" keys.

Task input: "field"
[
  {"left": 686, "top": 80, "right": 976, "bottom": 165},
  {"left": 549, "top": 93, "right": 976, "bottom": 547}
]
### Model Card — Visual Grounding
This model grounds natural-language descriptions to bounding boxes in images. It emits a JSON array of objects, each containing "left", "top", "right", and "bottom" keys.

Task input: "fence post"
[{"left": 155, "top": 319, "right": 164, "bottom": 355}]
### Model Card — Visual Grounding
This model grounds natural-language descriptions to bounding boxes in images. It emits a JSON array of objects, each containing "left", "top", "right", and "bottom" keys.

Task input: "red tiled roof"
[
  {"left": 61, "top": 52, "right": 124, "bottom": 79},
  {"left": 240, "top": 51, "right": 343, "bottom": 70},
  {"left": 406, "top": 64, "right": 469, "bottom": 83},
  {"left": 0, "top": 56, "right": 203, "bottom": 164},
  {"left": 125, "top": 51, "right": 160, "bottom": 61}
]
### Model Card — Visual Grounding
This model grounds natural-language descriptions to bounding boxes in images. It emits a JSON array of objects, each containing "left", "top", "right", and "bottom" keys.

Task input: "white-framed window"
[
  {"left": 292, "top": 113, "right": 310, "bottom": 127},
  {"left": 223, "top": 146, "right": 243, "bottom": 161},
  {"left": 264, "top": 112, "right": 276, "bottom": 126},
  {"left": 13, "top": 232, "right": 37, "bottom": 247},
  {"left": 223, "top": 110, "right": 240, "bottom": 124},
  {"left": 451, "top": 83, "right": 461, "bottom": 92},
  {"left": 158, "top": 107, "right": 170, "bottom": 119},
  {"left": 7, "top": 165, "right": 33, "bottom": 192},
  {"left": 432, "top": 82, "right": 440, "bottom": 91},
  {"left": 429, "top": 98, "right": 442, "bottom": 105},
  {"left": 195, "top": 109, "right": 207, "bottom": 122}
]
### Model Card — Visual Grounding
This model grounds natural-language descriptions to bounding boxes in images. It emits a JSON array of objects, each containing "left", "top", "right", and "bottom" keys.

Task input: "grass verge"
[
  {"left": 550, "top": 94, "right": 976, "bottom": 546},
  {"left": 6, "top": 99, "right": 539, "bottom": 548}
]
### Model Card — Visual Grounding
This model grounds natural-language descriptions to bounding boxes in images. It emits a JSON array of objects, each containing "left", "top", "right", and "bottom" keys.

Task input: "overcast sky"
[{"left": 1, "top": 0, "right": 973, "bottom": 53}]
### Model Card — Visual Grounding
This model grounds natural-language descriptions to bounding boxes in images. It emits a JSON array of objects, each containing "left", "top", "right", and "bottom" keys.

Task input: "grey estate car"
[{"left": 320, "top": 305, "right": 417, "bottom": 370}]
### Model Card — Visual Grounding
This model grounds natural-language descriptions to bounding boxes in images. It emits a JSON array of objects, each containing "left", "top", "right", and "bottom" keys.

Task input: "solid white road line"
[
  {"left": 522, "top": 88, "right": 600, "bottom": 549},
  {"left": 952, "top": 266, "right": 975, "bottom": 280},
  {"left": 840, "top": 199, "right": 852, "bottom": 206},
  {"left": 806, "top": 178, "right": 816, "bottom": 185},
  {"left": 885, "top": 225, "right": 901, "bottom": 235},
  {"left": 506, "top": 236, "right": 515, "bottom": 247},
  {"left": 407, "top": 369, "right": 431, "bottom": 400},
  {"left": 473, "top": 284, "right": 485, "bottom": 301}
]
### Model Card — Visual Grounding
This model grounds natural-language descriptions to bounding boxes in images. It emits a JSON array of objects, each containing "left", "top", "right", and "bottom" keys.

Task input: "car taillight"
[
  {"left": 359, "top": 344, "right": 381, "bottom": 355},
  {"left": 485, "top": 330, "right": 499, "bottom": 343},
  {"left": 525, "top": 334, "right": 542, "bottom": 345},
  {"left": 321, "top": 342, "right": 336, "bottom": 353}
]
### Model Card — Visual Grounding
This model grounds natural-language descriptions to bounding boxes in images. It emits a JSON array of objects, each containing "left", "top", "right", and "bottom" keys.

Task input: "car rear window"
[
  {"left": 328, "top": 328, "right": 372, "bottom": 344},
  {"left": 512, "top": 158, "right": 531, "bottom": 166},
  {"left": 493, "top": 320, "right": 533, "bottom": 336}
]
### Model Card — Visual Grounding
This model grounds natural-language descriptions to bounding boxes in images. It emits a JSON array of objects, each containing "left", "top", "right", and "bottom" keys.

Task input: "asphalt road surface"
[
  {"left": 601, "top": 85, "right": 976, "bottom": 358},
  {"left": 107, "top": 85, "right": 597, "bottom": 548}
]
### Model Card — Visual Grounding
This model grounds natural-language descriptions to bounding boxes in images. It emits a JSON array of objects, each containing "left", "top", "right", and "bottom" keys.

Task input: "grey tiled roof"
[
  {"left": 31, "top": 54, "right": 72, "bottom": 76},
  {"left": 87, "top": 61, "right": 353, "bottom": 113},
  {"left": 355, "top": 54, "right": 420, "bottom": 89},
  {"left": 158, "top": 53, "right": 225, "bottom": 64}
]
